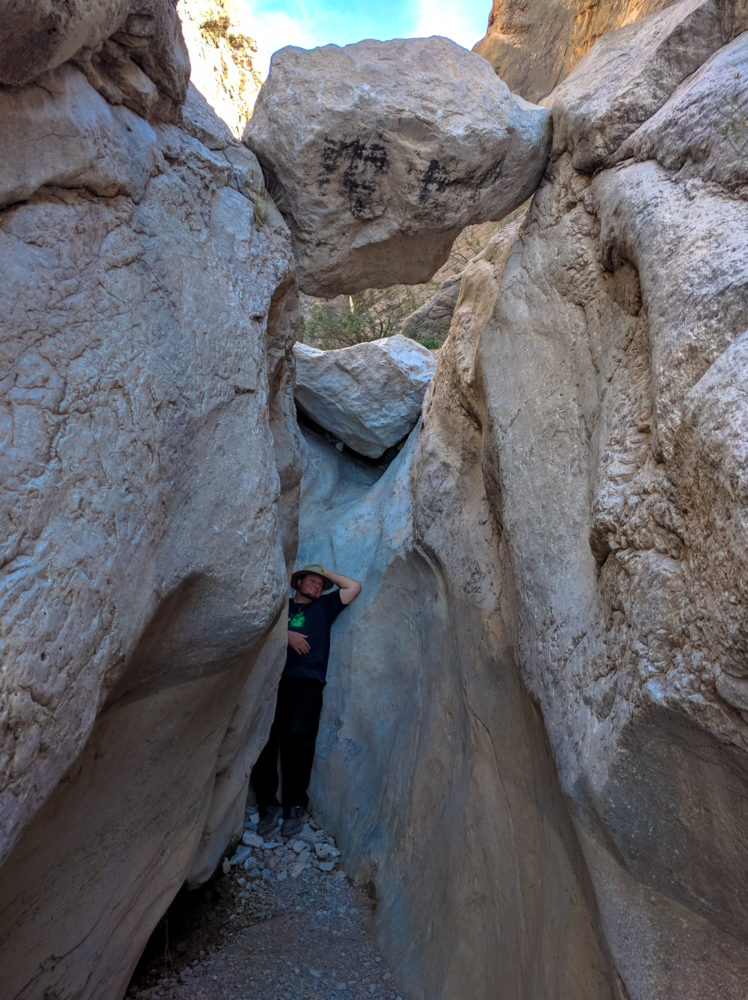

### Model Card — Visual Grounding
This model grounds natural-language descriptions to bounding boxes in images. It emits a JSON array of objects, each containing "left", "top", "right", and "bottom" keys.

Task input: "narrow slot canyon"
[{"left": 1, "top": 3, "right": 746, "bottom": 1000}]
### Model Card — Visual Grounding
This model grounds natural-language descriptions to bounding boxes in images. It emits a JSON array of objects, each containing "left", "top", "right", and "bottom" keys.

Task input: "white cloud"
[{"left": 408, "top": 0, "right": 487, "bottom": 49}]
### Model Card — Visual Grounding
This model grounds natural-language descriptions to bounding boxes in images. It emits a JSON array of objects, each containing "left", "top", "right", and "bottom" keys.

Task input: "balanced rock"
[
  {"left": 294, "top": 335, "right": 436, "bottom": 458},
  {"left": 245, "top": 37, "right": 552, "bottom": 297}
]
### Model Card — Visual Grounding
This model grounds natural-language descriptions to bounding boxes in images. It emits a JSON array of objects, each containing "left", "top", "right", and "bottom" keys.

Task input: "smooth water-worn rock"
[
  {"left": 290, "top": 222, "right": 615, "bottom": 1000},
  {"left": 294, "top": 335, "right": 436, "bottom": 458},
  {"left": 298, "top": 418, "right": 615, "bottom": 999},
  {"left": 288, "top": 8, "right": 747, "bottom": 1000},
  {"left": 473, "top": 9, "right": 747, "bottom": 997},
  {"left": 0, "top": 18, "right": 301, "bottom": 1000},
  {"left": 244, "top": 36, "right": 552, "bottom": 296}
]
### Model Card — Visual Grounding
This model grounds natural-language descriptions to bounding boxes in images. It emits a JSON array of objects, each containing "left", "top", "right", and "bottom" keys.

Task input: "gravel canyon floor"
[{"left": 126, "top": 808, "right": 409, "bottom": 1000}]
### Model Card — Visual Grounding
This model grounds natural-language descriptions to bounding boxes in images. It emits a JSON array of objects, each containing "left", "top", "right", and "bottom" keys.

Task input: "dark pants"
[{"left": 250, "top": 676, "right": 324, "bottom": 815}]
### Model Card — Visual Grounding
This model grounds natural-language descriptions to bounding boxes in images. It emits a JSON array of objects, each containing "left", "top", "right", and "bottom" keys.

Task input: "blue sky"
[{"left": 238, "top": 0, "right": 491, "bottom": 77}]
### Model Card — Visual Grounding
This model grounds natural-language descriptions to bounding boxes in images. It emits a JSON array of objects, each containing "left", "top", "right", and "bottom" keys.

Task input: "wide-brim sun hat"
[{"left": 290, "top": 563, "right": 334, "bottom": 592}]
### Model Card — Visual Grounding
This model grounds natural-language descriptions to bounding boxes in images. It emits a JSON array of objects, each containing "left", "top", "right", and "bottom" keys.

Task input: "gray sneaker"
[
  {"left": 257, "top": 805, "right": 282, "bottom": 838},
  {"left": 281, "top": 806, "right": 305, "bottom": 839}
]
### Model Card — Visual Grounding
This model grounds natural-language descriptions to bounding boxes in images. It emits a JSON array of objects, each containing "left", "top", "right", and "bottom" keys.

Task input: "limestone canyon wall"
[
  {"left": 0, "top": 2, "right": 301, "bottom": 997},
  {"left": 299, "top": 227, "right": 617, "bottom": 1000},
  {"left": 286, "top": 3, "right": 747, "bottom": 999},
  {"left": 179, "top": 0, "right": 263, "bottom": 138},
  {"left": 474, "top": 0, "right": 675, "bottom": 101}
]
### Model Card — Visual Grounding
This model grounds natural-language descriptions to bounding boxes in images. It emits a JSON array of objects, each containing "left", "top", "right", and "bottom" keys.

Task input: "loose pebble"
[{"left": 127, "top": 811, "right": 407, "bottom": 1000}]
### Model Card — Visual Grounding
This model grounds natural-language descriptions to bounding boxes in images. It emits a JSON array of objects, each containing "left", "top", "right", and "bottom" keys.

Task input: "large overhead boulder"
[
  {"left": 294, "top": 335, "right": 436, "bottom": 458},
  {"left": 244, "top": 36, "right": 552, "bottom": 297}
]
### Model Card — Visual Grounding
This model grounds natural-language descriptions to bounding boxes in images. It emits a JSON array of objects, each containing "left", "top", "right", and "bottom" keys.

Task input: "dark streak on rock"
[
  {"left": 419, "top": 154, "right": 506, "bottom": 205},
  {"left": 319, "top": 135, "right": 389, "bottom": 220}
]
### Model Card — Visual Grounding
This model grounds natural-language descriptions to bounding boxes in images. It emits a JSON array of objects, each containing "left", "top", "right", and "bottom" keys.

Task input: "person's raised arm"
[{"left": 322, "top": 568, "right": 362, "bottom": 605}]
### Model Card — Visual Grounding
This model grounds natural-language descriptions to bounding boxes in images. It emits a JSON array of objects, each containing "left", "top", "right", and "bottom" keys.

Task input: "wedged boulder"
[
  {"left": 549, "top": 0, "right": 733, "bottom": 171},
  {"left": 244, "top": 36, "right": 552, "bottom": 297},
  {"left": 293, "top": 335, "right": 436, "bottom": 458},
  {"left": 0, "top": 27, "right": 301, "bottom": 1000}
]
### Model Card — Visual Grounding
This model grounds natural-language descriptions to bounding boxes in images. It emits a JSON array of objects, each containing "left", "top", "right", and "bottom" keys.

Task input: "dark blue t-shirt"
[{"left": 283, "top": 590, "right": 345, "bottom": 682}]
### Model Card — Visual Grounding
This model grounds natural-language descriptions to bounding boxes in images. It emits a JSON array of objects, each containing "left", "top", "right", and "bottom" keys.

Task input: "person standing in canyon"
[{"left": 250, "top": 563, "right": 362, "bottom": 839}]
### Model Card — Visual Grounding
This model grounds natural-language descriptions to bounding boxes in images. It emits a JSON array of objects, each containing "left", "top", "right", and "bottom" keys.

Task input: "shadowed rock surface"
[
  {"left": 244, "top": 36, "right": 552, "bottom": 296},
  {"left": 0, "top": 10, "right": 302, "bottom": 997},
  {"left": 0, "top": 0, "right": 191, "bottom": 122},
  {"left": 289, "top": 3, "right": 747, "bottom": 998}
]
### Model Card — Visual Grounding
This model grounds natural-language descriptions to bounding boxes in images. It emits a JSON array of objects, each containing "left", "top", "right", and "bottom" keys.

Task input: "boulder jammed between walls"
[
  {"left": 0, "top": 4, "right": 302, "bottom": 997},
  {"left": 294, "top": 335, "right": 436, "bottom": 458},
  {"left": 244, "top": 36, "right": 552, "bottom": 296}
]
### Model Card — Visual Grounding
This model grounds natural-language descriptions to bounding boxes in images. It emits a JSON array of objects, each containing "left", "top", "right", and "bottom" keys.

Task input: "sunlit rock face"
[
  {"left": 244, "top": 36, "right": 552, "bottom": 297},
  {"left": 294, "top": 335, "right": 436, "bottom": 458},
  {"left": 294, "top": 3, "right": 747, "bottom": 999},
  {"left": 473, "top": 0, "right": 674, "bottom": 102},
  {"left": 0, "top": 8, "right": 301, "bottom": 997},
  {"left": 179, "top": 0, "right": 263, "bottom": 137}
]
